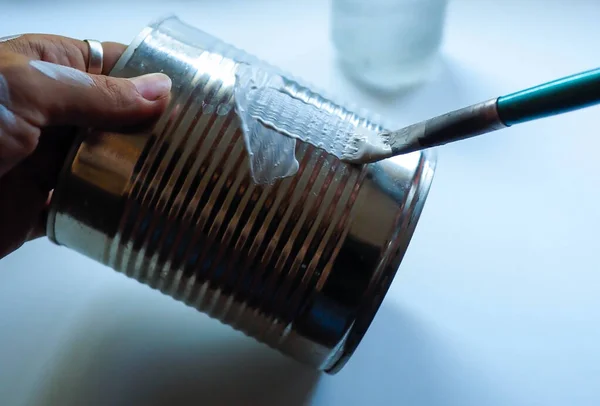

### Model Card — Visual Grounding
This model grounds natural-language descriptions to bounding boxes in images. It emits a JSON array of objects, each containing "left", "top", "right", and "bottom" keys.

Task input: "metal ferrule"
[{"left": 388, "top": 98, "right": 506, "bottom": 155}]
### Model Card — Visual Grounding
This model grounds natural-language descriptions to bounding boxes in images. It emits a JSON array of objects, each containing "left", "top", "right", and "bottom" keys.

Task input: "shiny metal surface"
[
  {"left": 83, "top": 39, "right": 103, "bottom": 74},
  {"left": 47, "top": 16, "right": 436, "bottom": 373}
]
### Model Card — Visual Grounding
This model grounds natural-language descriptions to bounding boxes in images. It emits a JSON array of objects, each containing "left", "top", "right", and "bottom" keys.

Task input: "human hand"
[{"left": 0, "top": 34, "right": 172, "bottom": 259}]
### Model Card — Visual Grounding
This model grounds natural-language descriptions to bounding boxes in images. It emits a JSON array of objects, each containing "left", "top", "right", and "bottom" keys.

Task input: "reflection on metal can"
[{"left": 47, "top": 16, "right": 436, "bottom": 374}]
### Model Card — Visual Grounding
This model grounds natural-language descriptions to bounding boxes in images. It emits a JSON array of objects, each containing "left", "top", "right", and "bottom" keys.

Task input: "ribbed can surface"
[{"left": 47, "top": 17, "right": 436, "bottom": 373}]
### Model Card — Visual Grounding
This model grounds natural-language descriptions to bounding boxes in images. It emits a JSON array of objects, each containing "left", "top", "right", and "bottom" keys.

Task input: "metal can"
[{"left": 47, "top": 16, "right": 436, "bottom": 373}]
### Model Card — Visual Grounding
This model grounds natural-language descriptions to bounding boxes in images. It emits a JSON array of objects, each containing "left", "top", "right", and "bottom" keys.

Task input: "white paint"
[
  {"left": 0, "top": 104, "right": 17, "bottom": 130},
  {"left": 344, "top": 126, "right": 393, "bottom": 163},
  {"left": 0, "top": 74, "right": 16, "bottom": 133},
  {"left": 383, "top": 121, "right": 427, "bottom": 151},
  {"left": 29, "top": 60, "right": 94, "bottom": 87},
  {"left": 0, "top": 74, "right": 10, "bottom": 107},
  {"left": 234, "top": 64, "right": 299, "bottom": 185},
  {"left": 233, "top": 63, "right": 388, "bottom": 183},
  {"left": 0, "top": 34, "right": 21, "bottom": 43}
]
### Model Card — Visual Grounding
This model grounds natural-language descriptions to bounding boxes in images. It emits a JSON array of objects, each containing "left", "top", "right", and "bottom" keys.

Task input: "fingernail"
[{"left": 129, "top": 73, "right": 172, "bottom": 101}]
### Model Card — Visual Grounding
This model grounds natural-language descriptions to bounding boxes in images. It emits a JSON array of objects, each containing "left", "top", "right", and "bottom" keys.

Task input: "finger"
[
  {"left": 25, "top": 191, "right": 52, "bottom": 242},
  {"left": 25, "top": 126, "right": 78, "bottom": 191},
  {"left": 0, "top": 34, "right": 126, "bottom": 74},
  {"left": 0, "top": 164, "right": 47, "bottom": 259},
  {"left": 0, "top": 103, "right": 40, "bottom": 176},
  {"left": 4, "top": 55, "right": 171, "bottom": 132},
  {"left": 0, "top": 35, "right": 22, "bottom": 44},
  {"left": 1, "top": 128, "right": 74, "bottom": 252},
  {"left": 0, "top": 128, "right": 74, "bottom": 255}
]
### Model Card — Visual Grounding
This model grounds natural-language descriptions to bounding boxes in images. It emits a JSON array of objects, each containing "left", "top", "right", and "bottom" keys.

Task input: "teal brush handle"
[
  {"left": 497, "top": 67, "right": 600, "bottom": 126},
  {"left": 377, "top": 66, "right": 600, "bottom": 161}
]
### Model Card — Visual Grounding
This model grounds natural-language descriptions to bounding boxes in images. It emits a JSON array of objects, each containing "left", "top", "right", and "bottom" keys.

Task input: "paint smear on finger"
[
  {"left": 0, "top": 74, "right": 9, "bottom": 106},
  {"left": 29, "top": 60, "right": 94, "bottom": 87},
  {"left": 0, "top": 104, "right": 17, "bottom": 130},
  {"left": 0, "top": 74, "right": 16, "bottom": 131},
  {"left": 0, "top": 103, "right": 20, "bottom": 177}
]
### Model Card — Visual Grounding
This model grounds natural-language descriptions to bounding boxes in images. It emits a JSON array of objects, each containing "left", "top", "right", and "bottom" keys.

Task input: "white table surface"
[{"left": 1, "top": 0, "right": 600, "bottom": 405}]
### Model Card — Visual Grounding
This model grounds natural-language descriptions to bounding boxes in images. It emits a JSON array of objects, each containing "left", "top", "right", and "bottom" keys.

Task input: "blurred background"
[{"left": 1, "top": 0, "right": 600, "bottom": 405}]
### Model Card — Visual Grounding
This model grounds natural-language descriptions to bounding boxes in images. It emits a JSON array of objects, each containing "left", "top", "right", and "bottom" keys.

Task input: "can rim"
[{"left": 110, "top": 15, "right": 173, "bottom": 75}]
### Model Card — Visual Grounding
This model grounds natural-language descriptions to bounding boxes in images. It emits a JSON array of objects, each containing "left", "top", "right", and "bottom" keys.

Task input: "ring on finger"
[{"left": 83, "top": 39, "right": 103, "bottom": 75}]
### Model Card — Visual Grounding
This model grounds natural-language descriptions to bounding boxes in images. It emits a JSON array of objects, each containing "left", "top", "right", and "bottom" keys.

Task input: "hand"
[{"left": 0, "top": 34, "right": 172, "bottom": 259}]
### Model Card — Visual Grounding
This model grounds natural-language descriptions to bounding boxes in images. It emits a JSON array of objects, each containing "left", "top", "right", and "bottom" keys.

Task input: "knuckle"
[
  {"left": 16, "top": 125, "right": 41, "bottom": 155},
  {"left": 96, "top": 76, "right": 135, "bottom": 109},
  {"left": 1, "top": 34, "right": 35, "bottom": 56},
  {"left": 0, "top": 61, "right": 47, "bottom": 127},
  {"left": 1, "top": 125, "right": 40, "bottom": 159},
  {"left": 0, "top": 60, "right": 25, "bottom": 82}
]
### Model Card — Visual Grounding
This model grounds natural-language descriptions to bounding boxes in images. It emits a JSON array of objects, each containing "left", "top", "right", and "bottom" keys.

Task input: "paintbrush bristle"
[{"left": 341, "top": 127, "right": 393, "bottom": 164}]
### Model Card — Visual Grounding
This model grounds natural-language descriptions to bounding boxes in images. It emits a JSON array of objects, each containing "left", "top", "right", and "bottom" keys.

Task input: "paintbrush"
[{"left": 344, "top": 67, "right": 600, "bottom": 164}]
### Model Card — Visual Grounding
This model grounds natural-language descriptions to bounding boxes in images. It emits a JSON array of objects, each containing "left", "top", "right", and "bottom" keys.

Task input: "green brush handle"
[{"left": 497, "top": 67, "right": 600, "bottom": 126}]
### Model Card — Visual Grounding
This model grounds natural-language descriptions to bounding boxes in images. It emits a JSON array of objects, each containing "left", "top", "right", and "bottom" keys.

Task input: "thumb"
[
  {"left": 11, "top": 59, "right": 172, "bottom": 131},
  {"left": 77, "top": 72, "right": 173, "bottom": 130}
]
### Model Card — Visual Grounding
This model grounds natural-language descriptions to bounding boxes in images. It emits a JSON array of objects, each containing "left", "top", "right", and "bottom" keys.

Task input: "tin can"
[{"left": 47, "top": 16, "right": 436, "bottom": 373}]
